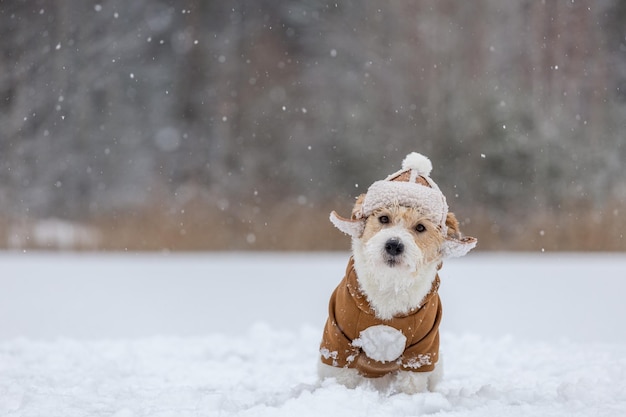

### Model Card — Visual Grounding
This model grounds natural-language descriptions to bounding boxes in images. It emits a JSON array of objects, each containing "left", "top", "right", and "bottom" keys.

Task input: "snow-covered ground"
[{"left": 1, "top": 252, "right": 625, "bottom": 416}]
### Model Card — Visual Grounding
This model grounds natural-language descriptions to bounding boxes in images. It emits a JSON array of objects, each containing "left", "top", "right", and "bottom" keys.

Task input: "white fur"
[
  {"left": 352, "top": 225, "right": 440, "bottom": 320},
  {"left": 318, "top": 361, "right": 442, "bottom": 394}
]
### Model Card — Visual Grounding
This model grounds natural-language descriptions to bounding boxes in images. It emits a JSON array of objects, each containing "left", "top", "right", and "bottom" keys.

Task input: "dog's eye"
[
  {"left": 378, "top": 215, "right": 390, "bottom": 224},
  {"left": 415, "top": 223, "right": 426, "bottom": 233}
]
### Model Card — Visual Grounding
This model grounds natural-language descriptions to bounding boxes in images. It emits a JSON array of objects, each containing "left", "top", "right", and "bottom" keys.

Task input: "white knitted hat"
[{"left": 330, "top": 152, "right": 476, "bottom": 258}]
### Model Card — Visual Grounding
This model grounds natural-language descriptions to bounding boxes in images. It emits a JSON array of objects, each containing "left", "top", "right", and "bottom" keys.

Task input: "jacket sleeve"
[
  {"left": 400, "top": 299, "right": 442, "bottom": 373},
  {"left": 319, "top": 286, "right": 359, "bottom": 368}
]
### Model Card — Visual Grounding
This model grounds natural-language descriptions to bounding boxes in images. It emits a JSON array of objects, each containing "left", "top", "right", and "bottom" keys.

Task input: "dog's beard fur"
[{"left": 352, "top": 206, "right": 445, "bottom": 320}]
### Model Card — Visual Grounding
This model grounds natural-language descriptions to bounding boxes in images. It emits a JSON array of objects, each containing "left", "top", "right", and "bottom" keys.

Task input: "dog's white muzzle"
[{"left": 362, "top": 227, "right": 422, "bottom": 273}]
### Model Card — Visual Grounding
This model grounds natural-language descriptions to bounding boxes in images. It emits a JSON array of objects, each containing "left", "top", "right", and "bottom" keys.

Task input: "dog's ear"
[
  {"left": 352, "top": 194, "right": 366, "bottom": 219},
  {"left": 445, "top": 212, "right": 461, "bottom": 239},
  {"left": 441, "top": 211, "right": 477, "bottom": 258}
]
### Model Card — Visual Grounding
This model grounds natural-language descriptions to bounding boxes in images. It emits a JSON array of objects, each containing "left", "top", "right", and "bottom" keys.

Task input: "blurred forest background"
[{"left": 1, "top": 0, "right": 625, "bottom": 251}]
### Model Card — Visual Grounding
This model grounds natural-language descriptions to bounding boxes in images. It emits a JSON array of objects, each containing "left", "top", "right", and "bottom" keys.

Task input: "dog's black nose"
[{"left": 384, "top": 238, "right": 404, "bottom": 256}]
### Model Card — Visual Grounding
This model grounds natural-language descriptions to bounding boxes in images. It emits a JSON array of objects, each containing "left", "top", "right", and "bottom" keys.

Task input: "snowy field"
[{"left": 1, "top": 252, "right": 625, "bottom": 416}]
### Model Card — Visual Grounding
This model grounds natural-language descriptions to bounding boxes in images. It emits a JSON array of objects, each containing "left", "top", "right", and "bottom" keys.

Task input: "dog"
[{"left": 319, "top": 152, "right": 476, "bottom": 394}]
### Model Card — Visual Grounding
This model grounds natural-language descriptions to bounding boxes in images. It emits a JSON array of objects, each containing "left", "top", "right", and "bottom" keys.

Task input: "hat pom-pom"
[{"left": 402, "top": 152, "right": 432, "bottom": 176}]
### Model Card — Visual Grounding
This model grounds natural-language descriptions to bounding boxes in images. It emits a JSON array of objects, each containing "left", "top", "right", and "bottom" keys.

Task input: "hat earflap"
[
  {"left": 441, "top": 235, "right": 477, "bottom": 258},
  {"left": 329, "top": 211, "right": 365, "bottom": 238}
]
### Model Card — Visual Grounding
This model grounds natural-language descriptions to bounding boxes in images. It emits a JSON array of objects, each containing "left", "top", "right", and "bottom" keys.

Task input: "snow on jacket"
[{"left": 320, "top": 257, "right": 442, "bottom": 378}]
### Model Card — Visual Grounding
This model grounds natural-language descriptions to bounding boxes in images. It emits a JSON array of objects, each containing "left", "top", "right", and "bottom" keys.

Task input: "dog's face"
[
  {"left": 351, "top": 199, "right": 462, "bottom": 319},
  {"left": 359, "top": 205, "right": 445, "bottom": 271}
]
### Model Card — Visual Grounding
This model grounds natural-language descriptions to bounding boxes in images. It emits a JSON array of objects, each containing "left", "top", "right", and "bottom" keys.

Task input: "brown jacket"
[{"left": 320, "top": 258, "right": 441, "bottom": 377}]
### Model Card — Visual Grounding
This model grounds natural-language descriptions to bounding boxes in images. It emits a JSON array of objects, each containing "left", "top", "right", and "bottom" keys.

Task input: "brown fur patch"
[
  {"left": 352, "top": 194, "right": 366, "bottom": 219},
  {"left": 445, "top": 212, "right": 461, "bottom": 239}
]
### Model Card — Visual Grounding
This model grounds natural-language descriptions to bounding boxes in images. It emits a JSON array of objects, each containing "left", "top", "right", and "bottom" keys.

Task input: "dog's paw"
[
  {"left": 395, "top": 370, "right": 430, "bottom": 394},
  {"left": 317, "top": 362, "right": 362, "bottom": 388}
]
